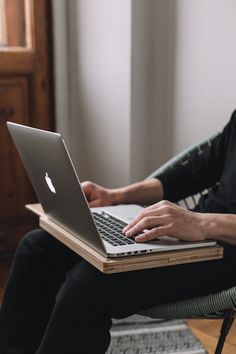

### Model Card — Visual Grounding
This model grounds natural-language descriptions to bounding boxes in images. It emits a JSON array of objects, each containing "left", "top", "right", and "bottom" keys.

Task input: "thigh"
[
  {"left": 62, "top": 255, "right": 236, "bottom": 319},
  {"left": 0, "top": 229, "right": 83, "bottom": 354},
  {"left": 35, "top": 253, "right": 235, "bottom": 354},
  {"left": 16, "top": 228, "right": 81, "bottom": 278},
  {"left": 112, "top": 260, "right": 235, "bottom": 318}
]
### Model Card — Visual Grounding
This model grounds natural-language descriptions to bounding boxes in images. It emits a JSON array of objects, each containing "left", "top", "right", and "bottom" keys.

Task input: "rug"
[{"left": 106, "top": 315, "right": 207, "bottom": 354}]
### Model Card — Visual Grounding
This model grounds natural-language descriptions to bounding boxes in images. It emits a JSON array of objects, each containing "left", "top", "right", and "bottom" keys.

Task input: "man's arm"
[
  {"left": 123, "top": 200, "right": 236, "bottom": 246},
  {"left": 114, "top": 178, "right": 164, "bottom": 205},
  {"left": 156, "top": 112, "right": 236, "bottom": 202},
  {"left": 82, "top": 180, "right": 236, "bottom": 246},
  {"left": 81, "top": 178, "right": 164, "bottom": 207},
  {"left": 203, "top": 213, "right": 236, "bottom": 245}
]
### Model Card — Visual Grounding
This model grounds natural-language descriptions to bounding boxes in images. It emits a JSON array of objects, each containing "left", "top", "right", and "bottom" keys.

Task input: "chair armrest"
[
  {"left": 139, "top": 286, "right": 236, "bottom": 320},
  {"left": 146, "top": 132, "right": 220, "bottom": 180}
]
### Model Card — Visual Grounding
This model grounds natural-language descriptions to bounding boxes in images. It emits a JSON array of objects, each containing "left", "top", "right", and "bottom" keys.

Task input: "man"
[{"left": 0, "top": 111, "right": 236, "bottom": 353}]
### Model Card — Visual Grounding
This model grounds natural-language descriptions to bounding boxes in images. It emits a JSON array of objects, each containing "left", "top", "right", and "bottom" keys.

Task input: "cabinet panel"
[
  {"left": 0, "top": 77, "right": 37, "bottom": 253},
  {"left": 0, "top": 0, "right": 54, "bottom": 255}
]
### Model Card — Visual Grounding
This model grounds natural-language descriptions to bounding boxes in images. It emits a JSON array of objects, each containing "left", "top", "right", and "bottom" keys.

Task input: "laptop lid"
[{"left": 7, "top": 122, "right": 107, "bottom": 256}]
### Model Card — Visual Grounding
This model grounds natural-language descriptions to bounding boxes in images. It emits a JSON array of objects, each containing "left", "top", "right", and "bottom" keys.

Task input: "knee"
[
  {"left": 16, "top": 228, "right": 51, "bottom": 256},
  {"left": 18, "top": 228, "right": 77, "bottom": 256},
  {"left": 56, "top": 261, "right": 109, "bottom": 309},
  {"left": 14, "top": 229, "right": 59, "bottom": 266}
]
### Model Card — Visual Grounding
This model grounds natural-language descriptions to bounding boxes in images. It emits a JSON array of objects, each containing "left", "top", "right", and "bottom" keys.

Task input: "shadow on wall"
[{"left": 148, "top": 0, "right": 177, "bottom": 176}]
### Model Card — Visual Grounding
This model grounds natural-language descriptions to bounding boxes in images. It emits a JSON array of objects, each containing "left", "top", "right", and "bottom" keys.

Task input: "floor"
[{"left": 0, "top": 256, "right": 235, "bottom": 354}]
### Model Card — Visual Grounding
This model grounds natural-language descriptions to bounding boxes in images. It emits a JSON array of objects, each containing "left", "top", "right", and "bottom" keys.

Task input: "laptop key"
[{"left": 93, "top": 211, "right": 136, "bottom": 246}]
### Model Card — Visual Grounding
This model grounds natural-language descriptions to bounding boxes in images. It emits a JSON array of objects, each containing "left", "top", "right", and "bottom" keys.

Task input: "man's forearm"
[
  {"left": 112, "top": 178, "right": 164, "bottom": 205},
  {"left": 202, "top": 213, "right": 236, "bottom": 245}
]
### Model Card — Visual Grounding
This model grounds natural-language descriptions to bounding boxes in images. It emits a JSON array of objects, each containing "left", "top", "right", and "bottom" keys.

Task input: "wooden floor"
[
  {"left": 0, "top": 256, "right": 235, "bottom": 353},
  {"left": 187, "top": 319, "right": 236, "bottom": 354}
]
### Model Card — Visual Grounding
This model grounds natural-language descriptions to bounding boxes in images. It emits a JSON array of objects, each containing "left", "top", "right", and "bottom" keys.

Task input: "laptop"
[{"left": 7, "top": 122, "right": 216, "bottom": 258}]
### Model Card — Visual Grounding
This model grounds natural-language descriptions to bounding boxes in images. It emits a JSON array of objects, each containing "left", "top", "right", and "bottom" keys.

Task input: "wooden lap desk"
[{"left": 26, "top": 203, "right": 223, "bottom": 274}]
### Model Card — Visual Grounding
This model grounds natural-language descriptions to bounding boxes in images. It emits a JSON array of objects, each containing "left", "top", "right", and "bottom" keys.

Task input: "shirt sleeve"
[{"left": 157, "top": 110, "right": 236, "bottom": 202}]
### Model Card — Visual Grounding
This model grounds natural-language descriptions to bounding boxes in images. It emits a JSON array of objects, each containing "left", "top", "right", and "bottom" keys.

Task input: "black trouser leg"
[
  {"left": 1, "top": 228, "right": 235, "bottom": 354},
  {"left": 0, "top": 229, "right": 81, "bottom": 354},
  {"left": 36, "top": 253, "right": 236, "bottom": 354},
  {"left": 36, "top": 261, "right": 113, "bottom": 354}
]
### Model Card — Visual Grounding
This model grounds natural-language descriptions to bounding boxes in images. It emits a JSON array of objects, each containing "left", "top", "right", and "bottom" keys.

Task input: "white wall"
[
  {"left": 55, "top": 0, "right": 133, "bottom": 187},
  {"left": 171, "top": 0, "right": 236, "bottom": 153},
  {"left": 53, "top": 0, "right": 236, "bottom": 187},
  {"left": 148, "top": 0, "right": 236, "bottom": 174}
]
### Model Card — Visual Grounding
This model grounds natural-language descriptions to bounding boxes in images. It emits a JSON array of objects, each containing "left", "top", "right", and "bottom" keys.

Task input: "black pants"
[{"left": 0, "top": 229, "right": 235, "bottom": 354}]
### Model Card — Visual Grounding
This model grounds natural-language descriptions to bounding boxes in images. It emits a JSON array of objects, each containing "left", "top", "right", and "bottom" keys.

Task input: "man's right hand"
[{"left": 81, "top": 181, "right": 119, "bottom": 208}]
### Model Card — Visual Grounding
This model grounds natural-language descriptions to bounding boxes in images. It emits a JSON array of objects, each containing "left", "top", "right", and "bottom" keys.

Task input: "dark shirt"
[{"left": 158, "top": 110, "right": 236, "bottom": 264}]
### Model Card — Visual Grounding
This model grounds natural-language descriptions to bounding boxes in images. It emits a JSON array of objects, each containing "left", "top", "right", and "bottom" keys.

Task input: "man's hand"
[
  {"left": 123, "top": 200, "right": 207, "bottom": 243},
  {"left": 81, "top": 178, "right": 164, "bottom": 208},
  {"left": 81, "top": 181, "right": 119, "bottom": 207}
]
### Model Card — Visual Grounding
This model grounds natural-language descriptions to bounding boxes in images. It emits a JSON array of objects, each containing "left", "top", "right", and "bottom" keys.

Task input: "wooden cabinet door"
[{"left": 0, "top": 0, "right": 54, "bottom": 253}]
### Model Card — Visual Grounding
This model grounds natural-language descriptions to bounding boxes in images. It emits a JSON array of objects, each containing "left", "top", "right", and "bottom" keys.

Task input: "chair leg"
[{"left": 214, "top": 309, "right": 235, "bottom": 354}]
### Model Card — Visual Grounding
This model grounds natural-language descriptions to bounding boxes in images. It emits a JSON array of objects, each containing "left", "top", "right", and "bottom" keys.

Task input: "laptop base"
[{"left": 26, "top": 203, "right": 223, "bottom": 274}]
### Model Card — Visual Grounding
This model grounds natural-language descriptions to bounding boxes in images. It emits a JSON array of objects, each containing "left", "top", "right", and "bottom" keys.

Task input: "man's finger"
[
  {"left": 124, "top": 216, "right": 166, "bottom": 237},
  {"left": 123, "top": 208, "right": 166, "bottom": 233},
  {"left": 89, "top": 199, "right": 101, "bottom": 208},
  {"left": 135, "top": 225, "right": 171, "bottom": 242}
]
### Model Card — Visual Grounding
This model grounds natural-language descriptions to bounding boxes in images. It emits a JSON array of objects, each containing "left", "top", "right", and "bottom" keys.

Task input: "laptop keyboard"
[{"left": 92, "top": 212, "right": 136, "bottom": 247}]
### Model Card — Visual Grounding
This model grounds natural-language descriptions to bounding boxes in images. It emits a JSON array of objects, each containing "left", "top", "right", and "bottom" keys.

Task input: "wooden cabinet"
[{"left": 0, "top": 0, "right": 54, "bottom": 253}]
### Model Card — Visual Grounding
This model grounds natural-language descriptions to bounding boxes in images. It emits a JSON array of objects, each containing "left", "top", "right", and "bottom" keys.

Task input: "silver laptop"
[{"left": 7, "top": 122, "right": 216, "bottom": 257}]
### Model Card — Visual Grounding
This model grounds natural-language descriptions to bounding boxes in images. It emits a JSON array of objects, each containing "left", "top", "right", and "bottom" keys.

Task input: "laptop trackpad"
[{"left": 91, "top": 204, "right": 144, "bottom": 224}]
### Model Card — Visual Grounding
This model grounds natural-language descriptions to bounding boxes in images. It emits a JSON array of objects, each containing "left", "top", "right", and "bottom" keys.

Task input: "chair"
[{"left": 139, "top": 134, "right": 236, "bottom": 354}]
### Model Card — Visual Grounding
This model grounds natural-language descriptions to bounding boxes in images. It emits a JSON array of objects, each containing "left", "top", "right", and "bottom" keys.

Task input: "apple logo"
[{"left": 45, "top": 172, "right": 56, "bottom": 194}]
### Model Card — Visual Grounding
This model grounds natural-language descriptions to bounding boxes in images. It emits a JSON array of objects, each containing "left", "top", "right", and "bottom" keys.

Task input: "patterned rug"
[{"left": 106, "top": 315, "right": 207, "bottom": 354}]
